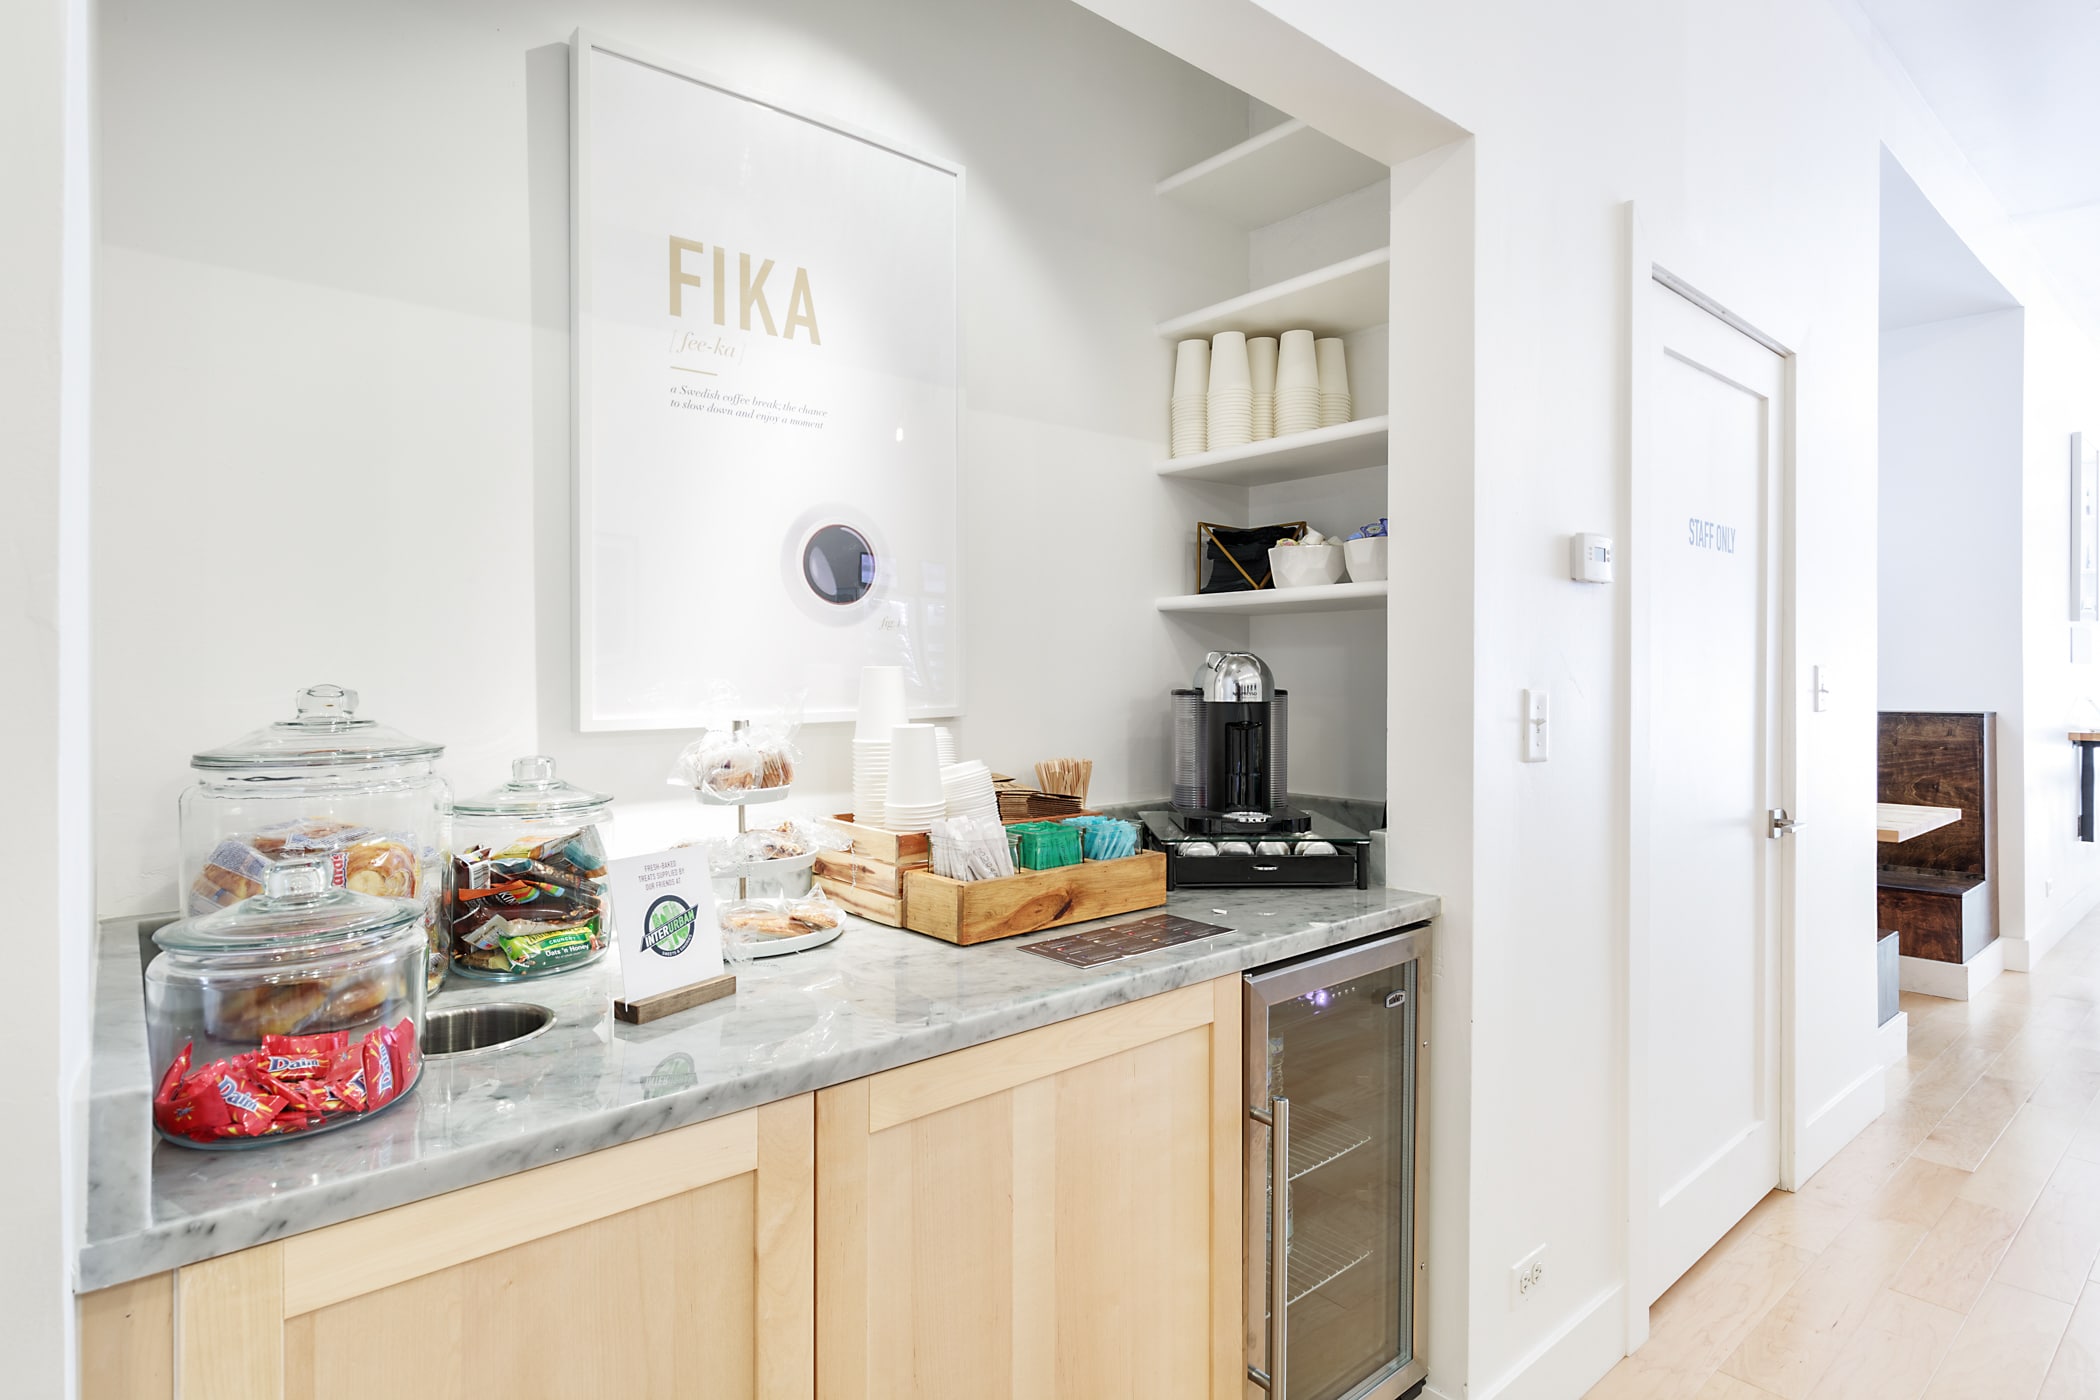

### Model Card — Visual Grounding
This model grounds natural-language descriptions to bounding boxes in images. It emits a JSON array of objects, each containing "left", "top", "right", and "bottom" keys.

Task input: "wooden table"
[{"left": 1876, "top": 802, "right": 1961, "bottom": 844}]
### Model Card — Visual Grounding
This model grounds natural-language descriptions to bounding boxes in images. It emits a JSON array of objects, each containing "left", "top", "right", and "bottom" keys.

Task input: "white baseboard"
[
  {"left": 1472, "top": 1285, "right": 1627, "bottom": 1400},
  {"left": 1795, "top": 1060, "right": 1887, "bottom": 1186},
  {"left": 1899, "top": 941, "right": 2005, "bottom": 1001},
  {"left": 2007, "top": 882, "right": 2100, "bottom": 971},
  {"left": 1875, "top": 1011, "right": 1908, "bottom": 1067}
]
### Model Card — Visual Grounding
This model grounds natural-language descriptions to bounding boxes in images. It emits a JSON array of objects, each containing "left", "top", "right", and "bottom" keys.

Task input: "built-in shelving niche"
[{"left": 1152, "top": 114, "right": 1396, "bottom": 808}]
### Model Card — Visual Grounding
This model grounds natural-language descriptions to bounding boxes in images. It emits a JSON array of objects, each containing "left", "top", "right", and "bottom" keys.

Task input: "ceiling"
[
  {"left": 1880, "top": 149, "right": 2017, "bottom": 330},
  {"left": 1857, "top": 0, "right": 2100, "bottom": 340}
]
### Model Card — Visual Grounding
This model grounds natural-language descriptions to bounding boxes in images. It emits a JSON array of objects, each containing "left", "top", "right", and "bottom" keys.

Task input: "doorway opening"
[{"left": 1875, "top": 150, "right": 2023, "bottom": 1010}]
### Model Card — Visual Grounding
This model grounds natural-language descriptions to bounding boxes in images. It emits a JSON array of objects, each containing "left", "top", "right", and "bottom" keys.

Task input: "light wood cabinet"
[
  {"left": 81, "top": 1095, "right": 815, "bottom": 1400},
  {"left": 815, "top": 978, "right": 1243, "bottom": 1400},
  {"left": 82, "top": 977, "right": 1247, "bottom": 1400}
]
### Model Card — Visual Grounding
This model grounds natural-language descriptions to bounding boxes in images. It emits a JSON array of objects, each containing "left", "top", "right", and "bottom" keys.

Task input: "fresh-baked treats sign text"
[{"left": 668, "top": 236, "right": 821, "bottom": 344}]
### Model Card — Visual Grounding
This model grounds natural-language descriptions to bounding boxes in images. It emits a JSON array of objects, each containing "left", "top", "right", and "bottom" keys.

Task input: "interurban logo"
[
  {"left": 669, "top": 237, "right": 821, "bottom": 344},
  {"left": 641, "top": 894, "right": 699, "bottom": 958}
]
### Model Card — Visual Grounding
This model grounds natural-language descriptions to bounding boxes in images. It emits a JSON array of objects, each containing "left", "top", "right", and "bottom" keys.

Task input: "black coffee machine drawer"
[{"left": 1162, "top": 846, "right": 1368, "bottom": 891}]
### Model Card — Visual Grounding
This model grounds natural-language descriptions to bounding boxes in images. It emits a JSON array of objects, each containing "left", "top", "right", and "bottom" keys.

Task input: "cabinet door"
[
  {"left": 163, "top": 1095, "right": 814, "bottom": 1400},
  {"left": 817, "top": 979, "right": 1242, "bottom": 1400}
]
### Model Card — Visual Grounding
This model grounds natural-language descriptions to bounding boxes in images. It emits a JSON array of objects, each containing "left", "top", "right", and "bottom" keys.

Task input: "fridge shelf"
[
  {"left": 1287, "top": 1217, "right": 1374, "bottom": 1307},
  {"left": 1288, "top": 1101, "right": 1373, "bottom": 1182}
]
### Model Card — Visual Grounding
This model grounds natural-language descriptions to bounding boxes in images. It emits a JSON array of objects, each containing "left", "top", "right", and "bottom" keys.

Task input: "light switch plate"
[
  {"left": 1812, "top": 665, "right": 1830, "bottom": 713},
  {"left": 1522, "top": 689, "right": 1549, "bottom": 762}
]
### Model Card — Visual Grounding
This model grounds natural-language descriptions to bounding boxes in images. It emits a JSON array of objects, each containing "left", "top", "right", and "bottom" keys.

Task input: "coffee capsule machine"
[
  {"left": 1169, "top": 651, "right": 1309, "bottom": 834},
  {"left": 1145, "top": 651, "right": 1371, "bottom": 889}
]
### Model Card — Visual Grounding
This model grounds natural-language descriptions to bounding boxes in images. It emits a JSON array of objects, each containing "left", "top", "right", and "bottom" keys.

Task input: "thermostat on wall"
[{"left": 1570, "top": 533, "right": 1614, "bottom": 584}]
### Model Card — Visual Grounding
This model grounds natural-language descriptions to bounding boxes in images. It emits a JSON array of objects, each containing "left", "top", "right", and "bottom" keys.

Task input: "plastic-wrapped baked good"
[
  {"left": 719, "top": 896, "right": 844, "bottom": 937},
  {"left": 190, "top": 819, "right": 420, "bottom": 914},
  {"left": 668, "top": 724, "right": 800, "bottom": 800}
]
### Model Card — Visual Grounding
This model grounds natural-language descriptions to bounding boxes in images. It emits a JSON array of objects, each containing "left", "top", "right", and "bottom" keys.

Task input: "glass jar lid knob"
[
  {"left": 294, "top": 684, "right": 359, "bottom": 722},
  {"left": 513, "top": 755, "right": 557, "bottom": 788},
  {"left": 262, "top": 857, "right": 331, "bottom": 905}
]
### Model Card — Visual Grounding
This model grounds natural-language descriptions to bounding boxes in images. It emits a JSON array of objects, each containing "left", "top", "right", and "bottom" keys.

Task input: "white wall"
[
  {"left": 90, "top": 0, "right": 1280, "bottom": 913},
  {"left": 2015, "top": 295, "right": 2100, "bottom": 966},
  {"left": 1879, "top": 313, "right": 2025, "bottom": 714},
  {"left": 1149, "top": 1, "right": 2100, "bottom": 1397},
  {"left": 3, "top": 0, "right": 91, "bottom": 1391}
]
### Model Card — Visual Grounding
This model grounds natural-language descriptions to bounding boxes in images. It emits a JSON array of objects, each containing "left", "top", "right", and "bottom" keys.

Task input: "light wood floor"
[{"left": 1585, "top": 914, "right": 2100, "bottom": 1400}]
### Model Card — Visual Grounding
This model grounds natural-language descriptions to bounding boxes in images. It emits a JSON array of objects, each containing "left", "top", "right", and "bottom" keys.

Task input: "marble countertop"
[{"left": 80, "top": 884, "right": 1436, "bottom": 1291}]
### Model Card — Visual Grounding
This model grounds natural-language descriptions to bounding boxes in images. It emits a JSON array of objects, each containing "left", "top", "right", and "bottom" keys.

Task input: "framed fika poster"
[{"left": 572, "top": 34, "right": 964, "bottom": 729}]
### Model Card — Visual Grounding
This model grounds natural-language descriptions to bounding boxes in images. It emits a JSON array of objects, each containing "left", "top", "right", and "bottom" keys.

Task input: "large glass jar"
[
  {"left": 448, "top": 756, "right": 613, "bottom": 980},
  {"left": 180, "top": 684, "right": 450, "bottom": 994},
  {"left": 146, "top": 858, "right": 426, "bottom": 1149}
]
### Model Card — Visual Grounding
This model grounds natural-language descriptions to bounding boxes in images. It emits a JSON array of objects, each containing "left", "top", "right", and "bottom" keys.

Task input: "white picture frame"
[
  {"left": 571, "top": 32, "right": 965, "bottom": 729},
  {"left": 2075, "top": 432, "right": 2096, "bottom": 624}
]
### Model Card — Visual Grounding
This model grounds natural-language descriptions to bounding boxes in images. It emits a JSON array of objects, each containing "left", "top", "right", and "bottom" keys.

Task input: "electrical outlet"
[{"left": 1511, "top": 1244, "right": 1547, "bottom": 1307}]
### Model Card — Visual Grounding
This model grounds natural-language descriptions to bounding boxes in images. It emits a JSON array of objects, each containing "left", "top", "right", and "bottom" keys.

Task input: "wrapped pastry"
[
  {"left": 189, "top": 819, "right": 419, "bottom": 915},
  {"left": 668, "top": 723, "right": 800, "bottom": 799}
]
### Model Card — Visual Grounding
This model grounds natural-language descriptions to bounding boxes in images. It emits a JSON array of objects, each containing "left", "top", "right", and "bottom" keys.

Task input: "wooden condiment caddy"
[{"left": 813, "top": 815, "right": 1166, "bottom": 946}]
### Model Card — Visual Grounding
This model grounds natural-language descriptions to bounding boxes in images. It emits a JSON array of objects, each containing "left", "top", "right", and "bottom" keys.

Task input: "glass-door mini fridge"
[{"left": 1245, "top": 924, "right": 1430, "bottom": 1400}]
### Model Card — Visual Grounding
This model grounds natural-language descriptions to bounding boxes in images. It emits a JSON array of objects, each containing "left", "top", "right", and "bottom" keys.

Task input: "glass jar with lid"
[
  {"left": 448, "top": 756, "right": 614, "bottom": 980},
  {"left": 146, "top": 857, "right": 426, "bottom": 1149},
  {"left": 180, "top": 684, "right": 450, "bottom": 994}
]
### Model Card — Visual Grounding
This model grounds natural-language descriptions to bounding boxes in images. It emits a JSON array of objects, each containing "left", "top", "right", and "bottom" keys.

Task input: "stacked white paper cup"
[
  {"left": 1170, "top": 338, "right": 1210, "bottom": 458},
  {"left": 1248, "top": 336, "right": 1278, "bottom": 442},
  {"left": 1316, "top": 338, "right": 1352, "bottom": 427},
  {"left": 1275, "top": 330, "right": 1322, "bottom": 436},
  {"left": 940, "top": 760, "right": 1000, "bottom": 825},
  {"left": 934, "top": 726, "right": 957, "bottom": 768},
  {"left": 884, "top": 723, "right": 947, "bottom": 833},
  {"left": 852, "top": 665, "right": 910, "bottom": 824},
  {"left": 1206, "top": 331, "right": 1253, "bottom": 452}
]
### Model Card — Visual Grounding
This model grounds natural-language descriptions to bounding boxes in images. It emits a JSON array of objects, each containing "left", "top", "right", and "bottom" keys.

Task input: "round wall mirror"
[{"left": 801, "top": 523, "right": 876, "bottom": 605}]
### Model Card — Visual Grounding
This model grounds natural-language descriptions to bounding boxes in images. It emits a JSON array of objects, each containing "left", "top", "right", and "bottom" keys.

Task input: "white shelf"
[
  {"left": 1157, "top": 416, "right": 1388, "bottom": 487},
  {"left": 1157, "top": 119, "right": 1389, "bottom": 229},
  {"left": 1157, "top": 249, "right": 1391, "bottom": 341},
  {"left": 1156, "top": 581, "right": 1387, "bottom": 617}
]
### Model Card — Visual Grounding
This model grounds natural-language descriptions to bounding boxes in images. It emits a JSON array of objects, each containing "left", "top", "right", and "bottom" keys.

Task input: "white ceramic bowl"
[
  {"left": 1268, "top": 543, "right": 1345, "bottom": 589},
  {"left": 1343, "top": 536, "right": 1388, "bottom": 583}
]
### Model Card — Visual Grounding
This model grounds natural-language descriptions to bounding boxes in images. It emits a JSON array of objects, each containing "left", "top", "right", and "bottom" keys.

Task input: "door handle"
[
  {"left": 1768, "top": 808, "right": 1803, "bottom": 839},
  {"left": 1247, "top": 1096, "right": 1291, "bottom": 1397}
]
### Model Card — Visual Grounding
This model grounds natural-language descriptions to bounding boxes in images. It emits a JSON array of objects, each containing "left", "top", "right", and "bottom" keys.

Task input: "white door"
[{"left": 1639, "top": 276, "right": 1790, "bottom": 1303}]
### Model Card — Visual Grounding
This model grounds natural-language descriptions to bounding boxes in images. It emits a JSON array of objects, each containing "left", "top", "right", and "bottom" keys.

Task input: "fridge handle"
[{"left": 1247, "top": 1097, "right": 1290, "bottom": 1397}]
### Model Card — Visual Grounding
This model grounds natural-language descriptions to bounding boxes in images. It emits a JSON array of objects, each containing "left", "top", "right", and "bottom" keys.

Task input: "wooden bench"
[{"left": 1877, "top": 712, "right": 1995, "bottom": 965}]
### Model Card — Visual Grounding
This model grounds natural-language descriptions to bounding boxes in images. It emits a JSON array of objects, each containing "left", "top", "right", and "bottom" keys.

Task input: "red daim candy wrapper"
[
  {"left": 154, "top": 1042, "right": 192, "bottom": 1109},
  {"left": 362, "top": 1027, "right": 399, "bottom": 1110},
  {"left": 258, "top": 1031, "right": 349, "bottom": 1082},
  {"left": 211, "top": 1066, "right": 290, "bottom": 1138},
  {"left": 334, "top": 1060, "right": 370, "bottom": 1114},
  {"left": 387, "top": 1018, "right": 417, "bottom": 1087},
  {"left": 158, "top": 1058, "right": 238, "bottom": 1141}
]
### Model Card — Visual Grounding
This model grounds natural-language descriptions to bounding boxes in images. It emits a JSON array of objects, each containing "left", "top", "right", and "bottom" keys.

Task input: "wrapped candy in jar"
[
  {"left": 145, "top": 857, "right": 426, "bottom": 1149},
  {"left": 447, "top": 756, "right": 614, "bottom": 980},
  {"left": 180, "top": 684, "right": 450, "bottom": 995}
]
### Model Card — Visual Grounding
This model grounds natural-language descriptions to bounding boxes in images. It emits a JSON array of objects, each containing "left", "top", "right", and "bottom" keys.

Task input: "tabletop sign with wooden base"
[
  {"left": 612, "top": 972, "right": 736, "bottom": 1025},
  {"left": 605, "top": 846, "right": 730, "bottom": 1023}
]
